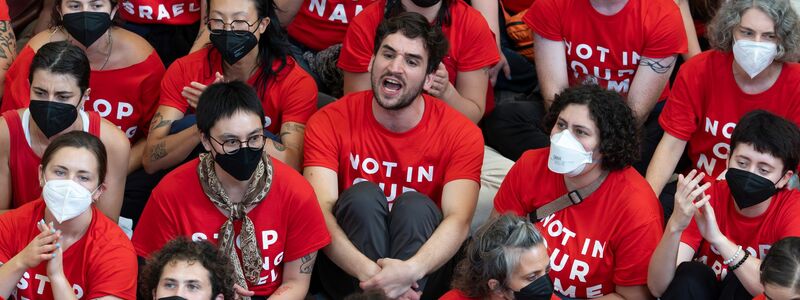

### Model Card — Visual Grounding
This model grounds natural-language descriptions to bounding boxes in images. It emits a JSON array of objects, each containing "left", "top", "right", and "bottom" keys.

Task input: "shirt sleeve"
[
  {"left": 302, "top": 107, "right": 341, "bottom": 171},
  {"left": 454, "top": 10, "right": 501, "bottom": 72},
  {"left": 275, "top": 61, "right": 318, "bottom": 126},
  {"left": 282, "top": 173, "right": 331, "bottom": 262},
  {"left": 1, "top": 47, "right": 34, "bottom": 113},
  {"left": 158, "top": 58, "right": 191, "bottom": 112},
  {"left": 137, "top": 52, "right": 167, "bottom": 138},
  {"left": 611, "top": 208, "right": 663, "bottom": 286},
  {"left": 0, "top": 0, "right": 9, "bottom": 21},
  {"left": 337, "top": 8, "right": 378, "bottom": 73},
  {"left": 641, "top": 0, "right": 688, "bottom": 58},
  {"left": 85, "top": 243, "right": 138, "bottom": 300},
  {"left": 493, "top": 153, "right": 534, "bottom": 217},
  {"left": 0, "top": 211, "right": 17, "bottom": 263},
  {"left": 659, "top": 56, "right": 703, "bottom": 141},
  {"left": 443, "top": 122, "right": 483, "bottom": 184},
  {"left": 523, "top": 0, "right": 563, "bottom": 41},
  {"left": 132, "top": 185, "right": 179, "bottom": 258}
]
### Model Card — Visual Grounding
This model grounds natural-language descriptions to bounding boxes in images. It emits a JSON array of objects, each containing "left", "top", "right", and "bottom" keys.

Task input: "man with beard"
[{"left": 303, "top": 12, "right": 484, "bottom": 300}]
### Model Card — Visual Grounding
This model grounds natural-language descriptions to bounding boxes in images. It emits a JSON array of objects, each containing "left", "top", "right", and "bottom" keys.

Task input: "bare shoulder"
[
  {"left": 27, "top": 28, "right": 69, "bottom": 51},
  {"left": 111, "top": 27, "right": 155, "bottom": 64},
  {"left": 99, "top": 118, "right": 131, "bottom": 149},
  {"left": 0, "top": 114, "right": 11, "bottom": 158}
]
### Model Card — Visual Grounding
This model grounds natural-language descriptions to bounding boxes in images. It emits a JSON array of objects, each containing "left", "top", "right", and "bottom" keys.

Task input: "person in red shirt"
[
  {"left": 339, "top": 0, "right": 499, "bottom": 124},
  {"left": 143, "top": 0, "right": 317, "bottom": 178},
  {"left": 133, "top": 81, "right": 330, "bottom": 299},
  {"left": 139, "top": 237, "right": 235, "bottom": 300},
  {"left": 648, "top": 110, "right": 800, "bottom": 300},
  {"left": 443, "top": 214, "right": 557, "bottom": 300},
  {"left": 493, "top": 84, "right": 662, "bottom": 299},
  {"left": 647, "top": 0, "right": 800, "bottom": 219},
  {"left": 753, "top": 237, "right": 800, "bottom": 300},
  {"left": 486, "top": 0, "right": 687, "bottom": 172},
  {"left": 304, "top": 13, "right": 483, "bottom": 299},
  {"left": 0, "top": 41, "right": 130, "bottom": 222},
  {"left": 0, "top": 131, "right": 137, "bottom": 300}
]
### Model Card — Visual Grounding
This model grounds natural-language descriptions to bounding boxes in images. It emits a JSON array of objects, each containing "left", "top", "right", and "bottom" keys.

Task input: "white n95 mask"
[
  {"left": 732, "top": 39, "right": 777, "bottom": 79},
  {"left": 43, "top": 179, "right": 95, "bottom": 223},
  {"left": 548, "top": 129, "right": 593, "bottom": 177}
]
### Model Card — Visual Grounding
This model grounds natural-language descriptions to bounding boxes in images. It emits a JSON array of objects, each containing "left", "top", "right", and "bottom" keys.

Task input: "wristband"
[
  {"left": 723, "top": 245, "right": 743, "bottom": 265},
  {"left": 729, "top": 250, "right": 750, "bottom": 272}
]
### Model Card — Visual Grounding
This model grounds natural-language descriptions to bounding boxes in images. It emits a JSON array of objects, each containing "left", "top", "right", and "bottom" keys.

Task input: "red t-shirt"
[
  {"left": 680, "top": 180, "right": 800, "bottom": 280},
  {"left": 2, "top": 109, "right": 101, "bottom": 209},
  {"left": 525, "top": 0, "right": 687, "bottom": 100},
  {"left": 119, "top": 0, "right": 201, "bottom": 25},
  {"left": 159, "top": 47, "right": 317, "bottom": 134},
  {"left": 440, "top": 289, "right": 560, "bottom": 300},
  {"left": 494, "top": 148, "right": 663, "bottom": 299},
  {"left": 753, "top": 294, "right": 766, "bottom": 300},
  {"left": 0, "top": 0, "right": 9, "bottom": 21},
  {"left": 0, "top": 200, "right": 137, "bottom": 300},
  {"left": 338, "top": 0, "right": 500, "bottom": 114},
  {"left": 2, "top": 46, "right": 164, "bottom": 143},
  {"left": 503, "top": 0, "right": 533, "bottom": 14},
  {"left": 132, "top": 157, "right": 331, "bottom": 296},
  {"left": 303, "top": 90, "right": 483, "bottom": 207},
  {"left": 660, "top": 50, "right": 800, "bottom": 180},
  {"left": 287, "top": 0, "right": 376, "bottom": 52}
]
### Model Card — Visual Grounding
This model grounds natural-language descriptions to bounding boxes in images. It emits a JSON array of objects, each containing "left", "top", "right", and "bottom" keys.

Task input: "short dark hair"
[
  {"left": 730, "top": 110, "right": 800, "bottom": 174},
  {"left": 760, "top": 237, "right": 800, "bottom": 294},
  {"left": 139, "top": 237, "right": 235, "bottom": 299},
  {"left": 196, "top": 81, "right": 265, "bottom": 136},
  {"left": 543, "top": 84, "right": 640, "bottom": 171},
  {"left": 373, "top": 12, "right": 449, "bottom": 74},
  {"left": 29, "top": 41, "right": 91, "bottom": 93},
  {"left": 41, "top": 131, "right": 107, "bottom": 184}
]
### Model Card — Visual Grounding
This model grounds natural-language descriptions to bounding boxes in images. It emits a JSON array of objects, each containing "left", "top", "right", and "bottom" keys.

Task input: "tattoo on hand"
[
  {"left": 150, "top": 112, "right": 173, "bottom": 131},
  {"left": 640, "top": 56, "right": 676, "bottom": 74},
  {"left": 300, "top": 253, "right": 316, "bottom": 274},
  {"left": 150, "top": 142, "right": 167, "bottom": 161}
]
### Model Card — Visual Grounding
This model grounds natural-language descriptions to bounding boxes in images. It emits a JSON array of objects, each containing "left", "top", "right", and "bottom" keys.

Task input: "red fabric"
[
  {"left": 502, "top": 0, "right": 533, "bottom": 14},
  {"left": 0, "top": 200, "right": 137, "bottom": 300},
  {"left": 660, "top": 50, "right": 800, "bottom": 181},
  {"left": 303, "top": 90, "right": 483, "bottom": 207},
  {"left": 493, "top": 148, "right": 663, "bottom": 299},
  {"left": 119, "top": 0, "right": 201, "bottom": 25},
  {"left": 132, "top": 157, "right": 331, "bottom": 296},
  {"left": 524, "top": 0, "right": 686, "bottom": 100},
  {"left": 753, "top": 294, "right": 766, "bottom": 300},
  {"left": 0, "top": 0, "right": 9, "bottom": 21},
  {"left": 338, "top": 0, "right": 500, "bottom": 115},
  {"left": 288, "top": 0, "right": 376, "bottom": 51},
  {"left": 2, "top": 46, "right": 165, "bottom": 143},
  {"left": 159, "top": 47, "right": 317, "bottom": 134},
  {"left": 2, "top": 110, "right": 101, "bottom": 208},
  {"left": 680, "top": 180, "right": 800, "bottom": 280},
  {"left": 440, "top": 289, "right": 559, "bottom": 300}
]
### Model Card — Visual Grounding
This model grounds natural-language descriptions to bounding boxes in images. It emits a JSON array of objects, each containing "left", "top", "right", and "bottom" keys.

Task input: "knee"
[
  {"left": 336, "top": 181, "right": 388, "bottom": 217},
  {"left": 392, "top": 192, "right": 442, "bottom": 223},
  {"left": 662, "top": 261, "right": 718, "bottom": 300}
]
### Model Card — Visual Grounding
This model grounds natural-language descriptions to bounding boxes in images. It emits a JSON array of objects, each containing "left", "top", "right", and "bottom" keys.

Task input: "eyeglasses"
[
  {"left": 209, "top": 134, "right": 266, "bottom": 155},
  {"left": 207, "top": 18, "right": 262, "bottom": 35}
]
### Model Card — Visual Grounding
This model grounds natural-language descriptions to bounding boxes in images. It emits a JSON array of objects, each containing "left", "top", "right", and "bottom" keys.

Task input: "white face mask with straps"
[
  {"left": 548, "top": 129, "right": 593, "bottom": 177},
  {"left": 42, "top": 179, "right": 98, "bottom": 223},
  {"left": 732, "top": 39, "right": 778, "bottom": 78}
]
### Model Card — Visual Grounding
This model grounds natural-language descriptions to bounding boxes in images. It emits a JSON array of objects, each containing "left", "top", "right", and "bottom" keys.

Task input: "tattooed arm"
[
  {"left": 265, "top": 121, "right": 305, "bottom": 171},
  {"left": 267, "top": 252, "right": 318, "bottom": 300},
  {"left": 0, "top": 19, "right": 15, "bottom": 98},
  {"left": 628, "top": 55, "right": 677, "bottom": 127},
  {"left": 141, "top": 106, "right": 201, "bottom": 174}
]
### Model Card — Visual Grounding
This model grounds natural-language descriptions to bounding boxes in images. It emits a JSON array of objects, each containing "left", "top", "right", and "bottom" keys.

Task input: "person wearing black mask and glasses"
[
  {"left": 443, "top": 214, "right": 557, "bottom": 300},
  {"left": 648, "top": 110, "right": 800, "bottom": 300},
  {"left": 0, "top": 41, "right": 130, "bottom": 223},
  {"left": 133, "top": 81, "right": 330, "bottom": 299}
]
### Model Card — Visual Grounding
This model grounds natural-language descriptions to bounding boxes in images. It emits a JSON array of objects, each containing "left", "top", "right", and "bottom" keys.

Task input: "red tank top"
[{"left": 3, "top": 109, "right": 101, "bottom": 208}]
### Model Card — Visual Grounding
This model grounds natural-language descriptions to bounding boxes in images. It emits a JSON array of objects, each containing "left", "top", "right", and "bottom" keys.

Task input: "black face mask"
[
  {"left": 29, "top": 100, "right": 78, "bottom": 138},
  {"left": 514, "top": 275, "right": 554, "bottom": 300},
  {"left": 157, "top": 297, "right": 187, "bottom": 300},
  {"left": 725, "top": 168, "right": 779, "bottom": 209},
  {"left": 213, "top": 146, "right": 263, "bottom": 181},
  {"left": 410, "top": 0, "right": 440, "bottom": 8},
  {"left": 62, "top": 12, "right": 112, "bottom": 47},
  {"left": 210, "top": 29, "right": 259, "bottom": 65}
]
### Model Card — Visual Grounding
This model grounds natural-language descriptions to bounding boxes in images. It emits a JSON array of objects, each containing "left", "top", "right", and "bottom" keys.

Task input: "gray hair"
[
  {"left": 451, "top": 214, "right": 546, "bottom": 298},
  {"left": 707, "top": 0, "right": 800, "bottom": 62}
]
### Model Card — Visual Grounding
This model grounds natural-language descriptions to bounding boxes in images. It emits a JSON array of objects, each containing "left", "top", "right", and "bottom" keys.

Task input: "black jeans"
[
  {"left": 315, "top": 182, "right": 454, "bottom": 300},
  {"left": 661, "top": 261, "right": 753, "bottom": 300},
  {"left": 122, "top": 21, "right": 199, "bottom": 67}
]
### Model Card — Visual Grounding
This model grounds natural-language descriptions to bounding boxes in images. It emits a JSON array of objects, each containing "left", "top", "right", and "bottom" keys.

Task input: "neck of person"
[
  {"left": 372, "top": 95, "right": 426, "bottom": 133},
  {"left": 732, "top": 60, "right": 782, "bottom": 94},
  {"left": 65, "top": 27, "right": 113, "bottom": 60},
  {"left": 402, "top": 1, "right": 443, "bottom": 23},
  {"left": 736, "top": 196, "right": 772, "bottom": 218},
  {"left": 222, "top": 46, "right": 261, "bottom": 82},
  {"left": 213, "top": 163, "right": 250, "bottom": 204},
  {"left": 589, "top": 0, "right": 628, "bottom": 16},
  {"left": 563, "top": 163, "right": 605, "bottom": 191},
  {"left": 43, "top": 206, "right": 92, "bottom": 246}
]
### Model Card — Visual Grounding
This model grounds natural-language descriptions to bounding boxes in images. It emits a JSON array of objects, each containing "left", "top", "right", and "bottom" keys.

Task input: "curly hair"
[
  {"left": 542, "top": 84, "right": 640, "bottom": 171},
  {"left": 373, "top": 12, "right": 449, "bottom": 75},
  {"left": 139, "top": 237, "right": 235, "bottom": 299},
  {"left": 707, "top": 0, "right": 800, "bottom": 62},
  {"left": 451, "top": 214, "right": 546, "bottom": 298}
]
